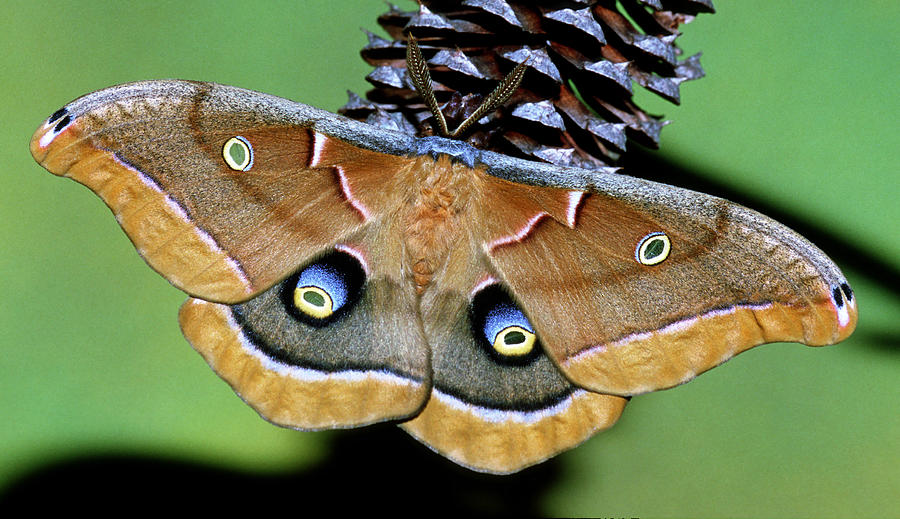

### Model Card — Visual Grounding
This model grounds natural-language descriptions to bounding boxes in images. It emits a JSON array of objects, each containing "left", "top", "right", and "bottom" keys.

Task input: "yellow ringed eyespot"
[
  {"left": 293, "top": 286, "right": 334, "bottom": 319},
  {"left": 492, "top": 325, "right": 537, "bottom": 356},
  {"left": 483, "top": 302, "right": 537, "bottom": 357},
  {"left": 636, "top": 232, "right": 671, "bottom": 266},
  {"left": 282, "top": 249, "right": 367, "bottom": 326},
  {"left": 222, "top": 136, "right": 253, "bottom": 171},
  {"left": 470, "top": 284, "right": 542, "bottom": 365}
]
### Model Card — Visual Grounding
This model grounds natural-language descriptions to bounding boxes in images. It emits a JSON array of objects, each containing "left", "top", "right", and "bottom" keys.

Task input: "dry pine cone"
[{"left": 340, "top": 0, "right": 714, "bottom": 169}]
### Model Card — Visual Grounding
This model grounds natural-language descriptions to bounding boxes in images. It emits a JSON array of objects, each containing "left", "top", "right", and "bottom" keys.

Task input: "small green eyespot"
[
  {"left": 294, "top": 286, "right": 334, "bottom": 319},
  {"left": 229, "top": 143, "right": 245, "bottom": 164},
  {"left": 636, "top": 232, "right": 671, "bottom": 266},
  {"left": 223, "top": 136, "right": 253, "bottom": 171},
  {"left": 492, "top": 326, "right": 536, "bottom": 356}
]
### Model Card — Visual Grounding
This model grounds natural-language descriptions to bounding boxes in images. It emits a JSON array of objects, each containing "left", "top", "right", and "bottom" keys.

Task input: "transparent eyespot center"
[
  {"left": 636, "top": 232, "right": 671, "bottom": 266},
  {"left": 222, "top": 136, "right": 253, "bottom": 171}
]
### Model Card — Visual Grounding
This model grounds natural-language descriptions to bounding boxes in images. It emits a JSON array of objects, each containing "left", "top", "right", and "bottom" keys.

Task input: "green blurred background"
[{"left": 2, "top": 1, "right": 897, "bottom": 516}]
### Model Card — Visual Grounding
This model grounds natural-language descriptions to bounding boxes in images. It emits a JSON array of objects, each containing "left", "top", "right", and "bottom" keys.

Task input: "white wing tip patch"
[
  {"left": 39, "top": 128, "right": 59, "bottom": 148},
  {"left": 39, "top": 116, "right": 72, "bottom": 148},
  {"left": 831, "top": 283, "right": 855, "bottom": 328}
]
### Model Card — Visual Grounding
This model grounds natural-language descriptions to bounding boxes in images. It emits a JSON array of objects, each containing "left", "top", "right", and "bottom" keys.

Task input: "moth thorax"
[{"left": 404, "top": 156, "right": 475, "bottom": 294}]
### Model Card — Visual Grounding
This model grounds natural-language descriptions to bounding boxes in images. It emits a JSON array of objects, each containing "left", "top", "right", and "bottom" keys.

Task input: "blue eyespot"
[
  {"left": 484, "top": 303, "right": 537, "bottom": 356},
  {"left": 294, "top": 263, "right": 347, "bottom": 318},
  {"left": 282, "top": 250, "right": 366, "bottom": 325},
  {"left": 470, "top": 283, "right": 539, "bottom": 363}
]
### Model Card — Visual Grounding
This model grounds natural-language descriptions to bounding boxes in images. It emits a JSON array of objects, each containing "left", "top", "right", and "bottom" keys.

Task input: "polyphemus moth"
[{"left": 30, "top": 53, "right": 856, "bottom": 474}]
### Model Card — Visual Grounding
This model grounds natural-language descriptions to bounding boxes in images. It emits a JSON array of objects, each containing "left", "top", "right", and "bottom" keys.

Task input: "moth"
[{"left": 29, "top": 41, "right": 857, "bottom": 474}]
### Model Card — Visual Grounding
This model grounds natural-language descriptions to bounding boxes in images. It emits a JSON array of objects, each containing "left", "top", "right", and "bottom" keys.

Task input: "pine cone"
[{"left": 339, "top": 0, "right": 713, "bottom": 169}]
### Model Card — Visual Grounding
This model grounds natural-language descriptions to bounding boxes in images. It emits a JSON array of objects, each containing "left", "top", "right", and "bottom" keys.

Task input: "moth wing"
[
  {"left": 30, "top": 80, "right": 413, "bottom": 303},
  {"left": 178, "top": 233, "right": 431, "bottom": 428},
  {"left": 401, "top": 230, "right": 626, "bottom": 474},
  {"left": 479, "top": 170, "right": 857, "bottom": 396}
]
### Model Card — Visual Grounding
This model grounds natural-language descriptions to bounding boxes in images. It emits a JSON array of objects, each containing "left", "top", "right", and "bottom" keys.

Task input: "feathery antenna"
[{"left": 406, "top": 33, "right": 528, "bottom": 139}]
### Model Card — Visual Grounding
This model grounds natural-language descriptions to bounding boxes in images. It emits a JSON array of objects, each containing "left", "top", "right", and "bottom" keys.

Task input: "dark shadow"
[
  {"left": 857, "top": 328, "right": 900, "bottom": 354},
  {"left": 0, "top": 424, "right": 559, "bottom": 516}
]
